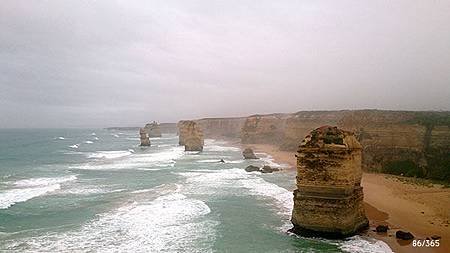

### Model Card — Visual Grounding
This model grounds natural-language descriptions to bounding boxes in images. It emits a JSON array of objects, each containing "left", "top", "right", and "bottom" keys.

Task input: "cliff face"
[
  {"left": 143, "top": 121, "right": 162, "bottom": 137},
  {"left": 159, "top": 123, "right": 178, "bottom": 134},
  {"left": 338, "top": 111, "right": 427, "bottom": 172},
  {"left": 241, "top": 114, "right": 291, "bottom": 144},
  {"left": 291, "top": 126, "right": 368, "bottom": 237},
  {"left": 196, "top": 117, "right": 245, "bottom": 139},
  {"left": 178, "top": 120, "right": 204, "bottom": 151},
  {"left": 240, "top": 110, "right": 450, "bottom": 180}
]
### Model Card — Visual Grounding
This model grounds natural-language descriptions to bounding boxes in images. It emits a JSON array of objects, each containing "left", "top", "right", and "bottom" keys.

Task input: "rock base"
[{"left": 291, "top": 186, "right": 368, "bottom": 238}]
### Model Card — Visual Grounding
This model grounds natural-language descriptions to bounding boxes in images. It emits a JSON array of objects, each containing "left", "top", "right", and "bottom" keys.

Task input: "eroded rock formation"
[
  {"left": 144, "top": 121, "right": 162, "bottom": 137},
  {"left": 291, "top": 126, "right": 368, "bottom": 238},
  {"left": 139, "top": 128, "right": 150, "bottom": 146},
  {"left": 242, "top": 148, "right": 258, "bottom": 159},
  {"left": 178, "top": 120, "right": 204, "bottom": 151}
]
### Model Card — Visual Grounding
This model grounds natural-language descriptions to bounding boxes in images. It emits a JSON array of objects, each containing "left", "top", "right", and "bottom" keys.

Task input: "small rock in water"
[
  {"left": 261, "top": 165, "right": 280, "bottom": 173},
  {"left": 376, "top": 225, "right": 389, "bottom": 233},
  {"left": 396, "top": 230, "right": 414, "bottom": 240},
  {"left": 242, "top": 148, "right": 258, "bottom": 159},
  {"left": 245, "top": 165, "right": 260, "bottom": 172},
  {"left": 219, "top": 159, "right": 225, "bottom": 163}
]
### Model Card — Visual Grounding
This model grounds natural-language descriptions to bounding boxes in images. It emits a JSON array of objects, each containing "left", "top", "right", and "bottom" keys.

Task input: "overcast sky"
[{"left": 1, "top": 0, "right": 449, "bottom": 128}]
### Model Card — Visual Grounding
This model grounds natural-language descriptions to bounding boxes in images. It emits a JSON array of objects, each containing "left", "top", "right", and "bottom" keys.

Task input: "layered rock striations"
[
  {"left": 144, "top": 121, "right": 162, "bottom": 137},
  {"left": 291, "top": 126, "right": 368, "bottom": 237},
  {"left": 139, "top": 128, "right": 150, "bottom": 146},
  {"left": 196, "top": 117, "right": 246, "bottom": 139},
  {"left": 240, "top": 110, "right": 450, "bottom": 181},
  {"left": 241, "top": 114, "right": 291, "bottom": 144},
  {"left": 178, "top": 120, "right": 204, "bottom": 151}
]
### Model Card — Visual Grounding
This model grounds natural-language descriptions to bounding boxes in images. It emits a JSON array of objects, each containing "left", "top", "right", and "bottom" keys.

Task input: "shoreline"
[{"left": 247, "top": 143, "right": 450, "bottom": 253}]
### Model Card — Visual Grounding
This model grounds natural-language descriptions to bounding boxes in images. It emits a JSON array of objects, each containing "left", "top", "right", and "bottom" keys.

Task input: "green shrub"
[{"left": 382, "top": 160, "right": 424, "bottom": 178}]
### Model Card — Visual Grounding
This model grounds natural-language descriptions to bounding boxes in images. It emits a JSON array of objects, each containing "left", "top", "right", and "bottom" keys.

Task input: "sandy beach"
[{"left": 249, "top": 144, "right": 450, "bottom": 253}]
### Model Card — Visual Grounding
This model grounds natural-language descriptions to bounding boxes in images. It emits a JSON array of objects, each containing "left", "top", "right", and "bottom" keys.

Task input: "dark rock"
[
  {"left": 396, "top": 230, "right": 414, "bottom": 240},
  {"left": 243, "top": 148, "right": 258, "bottom": 159},
  {"left": 431, "top": 235, "right": 441, "bottom": 240},
  {"left": 219, "top": 159, "right": 225, "bottom": 163},
  {"left": 139, "top": 128, "right": 150, "bottom": 146},
  {"left": 245, "top": 165, "right": 260, "bottom": 172},
  {"left": 261, "top": 165, "right": 280, "bottom": 173},
  {"left": 376, "top": 225, "right": 389, "bottom": 233}
]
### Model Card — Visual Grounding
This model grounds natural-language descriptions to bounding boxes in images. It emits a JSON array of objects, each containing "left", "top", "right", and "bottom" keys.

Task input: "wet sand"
[{"left": 249, "top": 143, "right": 450, "bottom": 253}]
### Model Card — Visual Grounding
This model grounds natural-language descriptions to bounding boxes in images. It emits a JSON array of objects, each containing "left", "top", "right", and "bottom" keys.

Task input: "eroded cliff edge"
[
  {"left": 240, "top": 110, "right": 450, "bottom": 181},
  {"left": 185, "top": 110, "right": 450, "bottom": 181}
]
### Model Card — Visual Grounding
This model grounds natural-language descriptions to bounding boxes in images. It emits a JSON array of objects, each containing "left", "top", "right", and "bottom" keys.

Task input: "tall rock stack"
[
  {"left": 291, "top": 126, "right": 368, "bottom": 238},
  {"left": 139, "top": 128, "right": 150, "bottom": 146},
  {"left": 178, "top": 121, "right": 204, "bottom": 151},
  {"left": 144, "top": 121, "right": 162, "bottom": 137}
]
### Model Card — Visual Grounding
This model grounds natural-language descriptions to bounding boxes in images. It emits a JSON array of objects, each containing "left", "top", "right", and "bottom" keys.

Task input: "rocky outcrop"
[
  {"left": 244, "top": 165, "right": 280, "bottom": 173},
  {"left": 291, "top": 126, "right": 368, "bottom": 238},
  {"left": 396, "top": 230, "right": 414, "bottom": 240},
  {"left": 178, "top": 120, "right": 204, "bottom": 151},
  {"left": 143, "top": 121, "right": 162, "bottom": 137},
  {"left": 242, "top": 148, "right": 258, "bottom": 159},
  {"left": 139, "top": 128, "right": 150, "bottom": 146},
  {"left": 245, "top": 165, "right": 260, "bottom": 172},
  {"left": 261, "top": 165, "right": 279, "bottom": 173}
]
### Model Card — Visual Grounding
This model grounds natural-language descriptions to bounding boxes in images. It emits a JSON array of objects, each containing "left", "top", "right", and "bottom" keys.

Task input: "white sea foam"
[
  {"left": 178, "top": 168, "right": 293, "bottom": 217},
  {"left": 197, "top": 159, "right": 224, "bottom": 163},
  {"left": 204, "top": 145, "right": 241, "bottom": 152},
  {"left": 84, "top": 140, "right": 93, "bottom": 144},
  {"left": 91, "top": 132, "right": 96, "bottom": 136},
  {"left": 57, "top": 136, "right": 65, "bottom": 140},
  {"left": 0, "top": 184, "right": 61, "bottom": 209},
  {"left": 0, "top": 176, "right": 77, "bottom": 209},
  {"left": 339, "top": 235, "right": 393, "bottom": 253},
  {"left": 112, "top": 134, "right": 120, "bottom": 138},
  {"left": 93, "top": 137, "right": 99, "bottom": 140},
  {"left": 13, "top": 175, "right": 77, "bottom": 187},
  {"left": 87, "top": 150, "right": 133, "bottom": 159},
  {"left": 75, "top": 147, "right": 184, "bottom": 170},
  {"left": 1, "top": 193, "right": 217, "bottom": 252},
  {"left": 69, "top": 144, "right": 79, "bottom": 149}
]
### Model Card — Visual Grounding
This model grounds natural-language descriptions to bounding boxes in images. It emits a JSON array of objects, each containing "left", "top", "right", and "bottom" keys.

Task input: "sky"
[{"left": 1, "top": 0, "right": 450, "bottom": 128}]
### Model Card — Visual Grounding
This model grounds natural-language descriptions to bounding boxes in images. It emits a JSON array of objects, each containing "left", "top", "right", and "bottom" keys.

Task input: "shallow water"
[{"left": 0, "top": 129, "right": 391, "bottom": 252}]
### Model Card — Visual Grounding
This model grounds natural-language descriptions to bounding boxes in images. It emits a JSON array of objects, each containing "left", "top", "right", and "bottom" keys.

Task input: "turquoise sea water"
[{"left": 0, "top": 129, "right": 390, "bottom": 252}]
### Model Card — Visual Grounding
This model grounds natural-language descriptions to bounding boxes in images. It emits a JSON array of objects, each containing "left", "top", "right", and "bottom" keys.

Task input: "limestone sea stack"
[
  {"left": 139, "top": 128, "right": 150, "bottom": 146},
  {"left": 178, "top": 120, "right": 204, "bottom": 151},
  {"left": 144, "top": 121, "right": 162, "bottom": 137},
  {"left": 291, "top": 126, "right": 368, "bottom": 238}
]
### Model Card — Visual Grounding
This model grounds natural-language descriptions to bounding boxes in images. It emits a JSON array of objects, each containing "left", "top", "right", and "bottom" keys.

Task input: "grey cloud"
[{"left": 1, "top": 0, "right": 449, "bottom": 128}]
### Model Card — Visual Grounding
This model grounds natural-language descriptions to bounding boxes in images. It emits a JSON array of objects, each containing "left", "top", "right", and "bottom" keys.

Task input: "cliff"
[
  {"left": 240, "top": 110, "right": 450, "bottom": 181},
  {"left": 178, "top": 120, "right": 204, "bottom": 151},
  {"left": 159, "top": 123, "right": 178, "bottom": 134},
  {"left": 196, "top": 117, "right": 246, "bottom": 139},
  {"left": 291, "top": 126, "right": 368, "bottom": 237},
  {"left": 241, "top": 114, "right": 291, "bottom": 144}
]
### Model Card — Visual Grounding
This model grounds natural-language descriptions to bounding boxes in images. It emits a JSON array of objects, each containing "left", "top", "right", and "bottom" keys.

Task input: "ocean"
[{"left": 0, "top": 129, "right": 391, "bottom": 252}]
